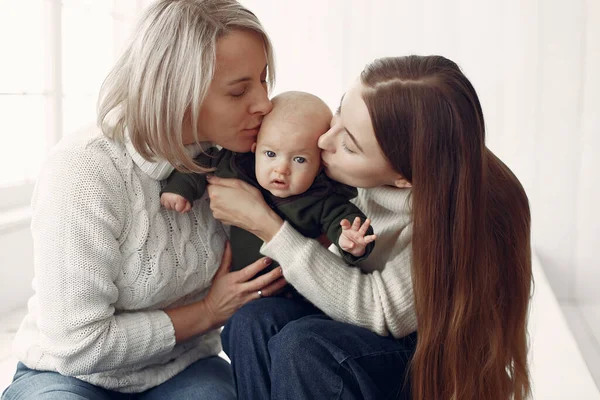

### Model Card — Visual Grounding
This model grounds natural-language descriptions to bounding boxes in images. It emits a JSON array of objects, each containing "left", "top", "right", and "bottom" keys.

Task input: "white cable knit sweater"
[
  {"left": 12, "top": 125, "right": 228, "bottom": 392},
  {"left": 261, "top": 185, "right": 417, "bottom": 338}
]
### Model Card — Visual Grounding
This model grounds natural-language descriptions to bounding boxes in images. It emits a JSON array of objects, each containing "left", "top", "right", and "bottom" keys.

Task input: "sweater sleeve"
[
  {"left": 29, "top": 144, "right": 176, "bottom": 376},
  {"left": 161, "top": 168, "right": 208, "bottom": 204},
  {"left": 261, "top": 221, "right": 416, "bottom": 338},
  {"left": 160, "top": 148, "right": 225, "bottom": 203}
]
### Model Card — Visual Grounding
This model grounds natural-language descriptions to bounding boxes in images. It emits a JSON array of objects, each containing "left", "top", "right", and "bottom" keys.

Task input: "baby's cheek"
[{"left": 296, "top": 173, "right": 316, "bottom": 194}]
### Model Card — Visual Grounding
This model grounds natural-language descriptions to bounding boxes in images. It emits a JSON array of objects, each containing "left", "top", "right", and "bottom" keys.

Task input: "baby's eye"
[
  {"left": 293, "top": 156, "right": 306, "bottom": 164},
  {"left": 265, "top": 150, "right": 276, "bottom": 158}
]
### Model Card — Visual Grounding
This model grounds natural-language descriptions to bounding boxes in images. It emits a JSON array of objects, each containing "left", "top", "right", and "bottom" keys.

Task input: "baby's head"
[{"left": 252, "top": 91, "right": 332, "bottom": 198}]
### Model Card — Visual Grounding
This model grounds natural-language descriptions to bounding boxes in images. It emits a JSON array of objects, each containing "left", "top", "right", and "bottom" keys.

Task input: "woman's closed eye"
[
  {"left": 342, "top": 140, "right": 355, "bottom": 154},
  {"left": 229, "top": 84, "right": 248, "bottom": 98},
  {"left": 230, "top": 89, "right": 246, "bottom": 98}
]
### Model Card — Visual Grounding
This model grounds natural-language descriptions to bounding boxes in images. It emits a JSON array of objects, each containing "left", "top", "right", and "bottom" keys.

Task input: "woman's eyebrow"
[
  {"left": 336, "top": 94, "right": 345, "bottom": 115},
  {"left": 336, "top": 93, "right": 364, "bottom": 153},
  {"left": 228, "top": 77, "right": 252, "bottom": 85},
  {"left": 344, "top": 127, "right": 364, "bottom": 153},
  {"left": 228, "top": 64, "right": 268, "bottom": 85}
]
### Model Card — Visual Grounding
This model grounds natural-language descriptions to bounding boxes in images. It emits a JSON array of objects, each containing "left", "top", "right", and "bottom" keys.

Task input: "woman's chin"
[
  {"left": 225, "top": 140, "right": 254, "bottom": 153},
  {"left": 323, "top": 167, "right": 347, "bottom": 185},
  {"left": 325, "top": 169, "right": 367, "bottom": 188}
]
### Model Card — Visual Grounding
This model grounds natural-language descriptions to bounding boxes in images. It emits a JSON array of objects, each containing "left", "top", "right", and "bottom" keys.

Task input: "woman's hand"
[
  {"left": 166, "top": 242, "right": 287, "bottom": 343},
  {"left": 206, "top": 175, "right": 283, "bottom": 242},
  {"left": 203, "top": 242, "right": 287, "bottom": 328}
]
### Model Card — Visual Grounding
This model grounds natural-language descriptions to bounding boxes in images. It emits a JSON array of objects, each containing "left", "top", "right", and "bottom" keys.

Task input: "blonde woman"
[
  {"left": 2, "top": 1, "right": 285, "bottom": 399},
  {"left": 209, "top": 56, "right": 532, "bottom": 400}
]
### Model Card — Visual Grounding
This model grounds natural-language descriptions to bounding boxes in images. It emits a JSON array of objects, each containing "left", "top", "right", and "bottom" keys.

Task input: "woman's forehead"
[
  {"left": 339, "top": 82, "right": 377, "bottom": 151},
  {"left": 213, "top": 30, "right": 267, "bottom": 82}
]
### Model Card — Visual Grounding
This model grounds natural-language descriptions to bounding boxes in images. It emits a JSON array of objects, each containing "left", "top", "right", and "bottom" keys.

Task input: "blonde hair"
[{"left": 97, "top": 0, "right": 275, "bottom": 172}]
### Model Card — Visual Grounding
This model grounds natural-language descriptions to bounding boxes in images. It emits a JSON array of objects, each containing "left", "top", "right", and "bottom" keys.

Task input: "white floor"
[
  {"left": 0, "top": 307, "right": 25, "bottom": 393},
  {"left": 1, "top": 259, "right": 599, "bottom": 398},
  {"left": 561, "top": 303, "right": 600, "bottom": 391}
]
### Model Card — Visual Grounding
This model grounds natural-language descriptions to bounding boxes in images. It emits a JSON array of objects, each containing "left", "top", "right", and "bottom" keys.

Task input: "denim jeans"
[
  {"left": 221, "top": 297, "right": 417, "bottom": 400},
  {"left": 1, "top": 356, "right": 235, "bottom": 400}
]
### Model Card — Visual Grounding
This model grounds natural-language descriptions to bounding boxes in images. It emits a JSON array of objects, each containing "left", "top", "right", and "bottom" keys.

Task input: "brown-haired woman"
[{"left": 207, "top": 55, "right": 532, "bottom": 400}]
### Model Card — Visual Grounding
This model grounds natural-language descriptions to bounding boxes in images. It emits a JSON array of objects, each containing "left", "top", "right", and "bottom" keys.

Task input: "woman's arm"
[
  {"left": 261, "top": 222, "right": 416, "bottom": 338},
  {"left": 31, "top": 147, "right": 176, "bottom": 375},
  {"left": 32, "top": 148, "right": 285, "bottom": 376},
  {"left": 207, "top": 176, "right": 416, "bottom": 338},
  {"left": 166, "top": 242, "right": 285, "bottom": 343}
]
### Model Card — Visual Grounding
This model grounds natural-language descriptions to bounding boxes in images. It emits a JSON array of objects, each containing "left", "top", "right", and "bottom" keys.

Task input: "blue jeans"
[
  {"left": 1, "top": 356, "right": 235, "bottom": 400},
  {"left": 222, "top": 297, "right": 417, "bottom": 400}
]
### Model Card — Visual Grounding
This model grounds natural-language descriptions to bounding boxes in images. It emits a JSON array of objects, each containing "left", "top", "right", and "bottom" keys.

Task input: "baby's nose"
[{"left": 275, "top": 163, "right": 290, "bottom": 175}]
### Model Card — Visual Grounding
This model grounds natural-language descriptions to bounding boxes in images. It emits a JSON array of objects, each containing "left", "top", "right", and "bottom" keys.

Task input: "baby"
[{"left": 161, "top": 91, "right": 376, "bottom": 273}]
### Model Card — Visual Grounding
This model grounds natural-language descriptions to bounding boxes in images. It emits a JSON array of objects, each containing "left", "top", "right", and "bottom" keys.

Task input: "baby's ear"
[{"left": 251, "top": 143, "right": 257, "bottom": 153}]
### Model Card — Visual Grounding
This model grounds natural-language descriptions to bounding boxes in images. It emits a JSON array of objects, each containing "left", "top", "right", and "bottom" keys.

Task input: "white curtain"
[{"left": 243, "top": 0, "right": 600, "bottom": 304}]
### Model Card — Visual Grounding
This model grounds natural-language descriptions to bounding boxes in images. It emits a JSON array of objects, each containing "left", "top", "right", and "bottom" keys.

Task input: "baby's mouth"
[{"left": 271, "top": 179, "right": 288, "bottom": 188}]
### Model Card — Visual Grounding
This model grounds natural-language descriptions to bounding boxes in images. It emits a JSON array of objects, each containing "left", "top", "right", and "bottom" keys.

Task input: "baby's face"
[{"left": 254, "top": 119, "right": 322, "bottom": 198}]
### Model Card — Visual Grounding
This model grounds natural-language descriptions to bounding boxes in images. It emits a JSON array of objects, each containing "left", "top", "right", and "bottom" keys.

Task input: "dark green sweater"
[{"left": 161, "top": 148, "right": 375, "bottom": 272}]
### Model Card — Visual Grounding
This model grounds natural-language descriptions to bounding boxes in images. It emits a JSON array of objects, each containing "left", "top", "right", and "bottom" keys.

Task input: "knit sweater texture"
[
  {"left": 261, "top": 185, "right": 417, "bottom": 338},
  {"left": 12, "top": 125, "right": 228, "bottom": 392}
]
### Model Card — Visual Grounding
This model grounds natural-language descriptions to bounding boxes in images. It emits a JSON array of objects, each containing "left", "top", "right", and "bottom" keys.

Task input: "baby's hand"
[
  {"left": 160, "top": 192, "right": 192, "bottom": 213},
  {"left": 338, "top": 217, "right": 376, "bottom": 257}
]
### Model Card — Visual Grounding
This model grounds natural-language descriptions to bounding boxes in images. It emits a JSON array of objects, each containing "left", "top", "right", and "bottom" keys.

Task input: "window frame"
[{"left": 1, "top": 0, "right": 148, "bottom": 211}]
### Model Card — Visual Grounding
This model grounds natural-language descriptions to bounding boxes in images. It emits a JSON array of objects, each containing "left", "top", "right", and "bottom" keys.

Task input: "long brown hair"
[{"left": 361, "top": 56, "right": 532, "bottom": 400}]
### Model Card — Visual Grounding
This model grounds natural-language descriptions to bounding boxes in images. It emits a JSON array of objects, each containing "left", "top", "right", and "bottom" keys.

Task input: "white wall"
[
  {"left": 574, "top": 0, "right": 600, "bottom": 303},
  {"left": 0, "top": 0, "right": 155, "bottom": 313},
  {"left": 1, "top": 0, "right": 598, "bottom": 308},
  {"left": 0, "top": 224, "right": 34, "bottom": 315}
]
